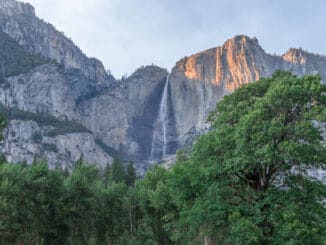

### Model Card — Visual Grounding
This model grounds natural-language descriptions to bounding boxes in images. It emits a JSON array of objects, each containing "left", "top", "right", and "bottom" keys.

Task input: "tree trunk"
[
  {"left": 204, "top": 235, "right": 212, "bottom": 245},
  {"left": 129, "top": 193, "right": 133, "bottom": 235}
]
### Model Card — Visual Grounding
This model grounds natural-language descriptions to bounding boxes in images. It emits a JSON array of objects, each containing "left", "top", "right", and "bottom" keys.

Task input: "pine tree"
[
  {"left": 110, "top": 157, "right": 126, "bottom": 183},
  {"left": 125, "top": 161, "right": 137, "bottom": 186}
]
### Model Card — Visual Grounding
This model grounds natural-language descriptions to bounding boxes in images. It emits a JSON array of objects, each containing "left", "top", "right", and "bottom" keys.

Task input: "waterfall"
[
  {"left": 161, "top": 74, "right": 170, "bottom": 156},
  {"left": 150, "top": 74, "right": 170, "bottom": 161}
]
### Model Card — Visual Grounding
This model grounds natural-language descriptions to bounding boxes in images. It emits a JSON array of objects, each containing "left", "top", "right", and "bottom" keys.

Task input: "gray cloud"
[{"left": 24, "top": 0, "right": 326, "bottom": 78}]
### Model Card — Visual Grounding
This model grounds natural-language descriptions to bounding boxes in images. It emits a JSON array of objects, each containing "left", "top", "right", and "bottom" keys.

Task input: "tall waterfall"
[{"left": 150, "top": 74, "right": 170, "bottom": 161}]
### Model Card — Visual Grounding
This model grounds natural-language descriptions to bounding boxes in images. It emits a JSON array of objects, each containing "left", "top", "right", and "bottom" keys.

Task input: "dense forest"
[{"left": 0, "top": 71, "right": 325, "bottom": 244}]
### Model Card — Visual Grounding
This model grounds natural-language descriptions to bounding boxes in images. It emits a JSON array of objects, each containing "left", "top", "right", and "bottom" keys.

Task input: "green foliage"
[
  {"left": 0, "top": 30, "right": 48, "bottom": 79},
  {"left": 169, "top": 71, "right": 326, "bottom": 244},
  {"left": 0, "top": 162, "right": 67, "bottom": 244},
  {"left": 126, "top": 161, "right": 137, "bottom": 186},
  {"left": 65, "top": 163, "right": 101, "bottom": 244},
  {"left": 135, "top": 165, "right": 175, "bottom": 244},
  {"left": 0, "top": 160, "right": 132, "bottom": 244},
  {"left": 0, "top": 71, "right": 325, "bottom": 244},
  {"left": 110, "top": 157, "right": 126, "bottom": 183}
]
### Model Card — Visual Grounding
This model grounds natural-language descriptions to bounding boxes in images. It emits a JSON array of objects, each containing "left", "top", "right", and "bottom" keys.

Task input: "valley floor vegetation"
[{"left": 0, "top": 71, "right": 325, "bottom": 244}]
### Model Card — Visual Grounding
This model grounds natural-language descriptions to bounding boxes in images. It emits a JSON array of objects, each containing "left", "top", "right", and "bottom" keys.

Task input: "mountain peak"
[
  {"left": 0, "top": 0, "right": 35, "bottom": 17},
  {"left": 223, "top": 35, "right": 259, "bottom": 48},
  {"left": 0, "top": 0, "right": 113, "bottom": 85},
  {"left": 221, "top": 35, "right": 263, "bottom": 57},
  {"left": 175, "top": 35, "right": 267, "bottom": 91},
  {"left": 283, "top": 48, "right": 308, "bottom": 64}
]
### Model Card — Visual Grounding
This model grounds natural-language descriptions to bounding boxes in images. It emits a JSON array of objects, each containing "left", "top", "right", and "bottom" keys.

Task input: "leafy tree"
[
  {"left": 0, "top": 163, "right": 25, "bottom": 243},
  {"left": 136, "top": 165, "right": 175, "bottom": 244},
  {"left": 103, "top": 182, "right": 129, "bottom": 243},
  {"left": 22, "top": 162, "right": 68, "bottom": 244},
  {"left": 176, "top": 71, "right": 326, "bottom": 243},
  {"left": 0, "top": 162, "right": 68, "bottom": 244},
  {"left": 64, "top": 164, "right": 100, "bottom": 244}
]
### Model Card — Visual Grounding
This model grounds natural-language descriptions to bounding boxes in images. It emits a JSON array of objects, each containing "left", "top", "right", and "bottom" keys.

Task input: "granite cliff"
[
  {"left": 169, "top": 35, "right": 326, "bottom": 151},
  {"left": 0, "top": 0, "right": 325, "bottom": 175},
  {"left": 0, "top": 0, "right": 112, "bottom": 85}
]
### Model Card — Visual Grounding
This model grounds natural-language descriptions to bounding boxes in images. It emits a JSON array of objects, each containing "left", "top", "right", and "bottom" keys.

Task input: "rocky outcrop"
[
  {"left": 79, "top": 66, "right": 168, "bottom": 163},
  {"left": 282, "top": 48, "right": 326, "bottom": 77},
  {"left": 0, "top": 65, "right": 79, "bottom": 120},
  {"left": 124, "top": 66, "right": 169, "bottom": 160},
  {"left": 0, "top": 0, "right": 116, "bottom": 169},
  {"left": 169, "top": 35, "right": 326, "bottom": 149},
  {"left": 175, "top": 36, "right": 277, "bottom": 91},
  {"left": 4, "top": 119, "right": 112, "bottom": 169},
  {"left": 0, "top": 0, "right": 114, "bottom": 86},
  {"left": 0, "top": 64, "right": 112, "bottom": 168},
  {"left": 174, "top": 36, "right": 325, "bottom": 90}
]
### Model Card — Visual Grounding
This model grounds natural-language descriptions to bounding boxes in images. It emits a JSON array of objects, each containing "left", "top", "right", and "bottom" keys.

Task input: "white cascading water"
[{"left": 150, "top": 74, "right": 170, "bottom": 161}]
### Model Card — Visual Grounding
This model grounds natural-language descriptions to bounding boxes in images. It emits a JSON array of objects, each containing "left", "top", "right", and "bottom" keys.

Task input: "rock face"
[
  {"left": 0, "top": 0, "right": 115, "bottom": 168},
  {"left": 0, "top": 1, "right": 325, "bottom": 173},
  {"left": 5, "top": 119, "right": 111, "bottom": 169},
  {"left": 0, "top": 0, "right": 113, "bottom": 86},
  {"left": 0, "top": 64, "right": 113, "bottom": 168},
  {"left": 169, "top": 35, "right": 326, "bottom": 149},
  {"left": 79, "top": 65, "right": 168, "bottom": 163}
]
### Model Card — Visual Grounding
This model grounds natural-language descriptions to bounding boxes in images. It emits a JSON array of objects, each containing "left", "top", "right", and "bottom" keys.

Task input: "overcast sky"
[{"left": 24, "top": 0, "right": 325, "bottom": 78}]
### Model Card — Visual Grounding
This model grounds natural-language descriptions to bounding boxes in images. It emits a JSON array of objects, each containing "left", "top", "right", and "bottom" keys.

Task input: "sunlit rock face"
[
  {"left": 283, "top": 48, "right": 307, "bottom": 64},
  {"left": 170, "top": 35, "right": 326, "bottom": 150},
  {"left": 176, "top": 36, "right": 277, "bottom": 92}
]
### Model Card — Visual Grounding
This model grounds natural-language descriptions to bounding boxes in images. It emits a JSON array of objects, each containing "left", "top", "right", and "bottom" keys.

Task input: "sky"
[{"left": 24, "top": 0, "right": 325, "bottom": 78}]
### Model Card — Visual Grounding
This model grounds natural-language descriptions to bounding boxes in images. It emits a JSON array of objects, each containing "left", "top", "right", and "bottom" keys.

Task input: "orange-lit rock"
[
  {"left": 283, "top": 48, "right": 307, "bottom": 64},
  {"left": 170, "top": 35, "right": 326, "bottom": 151},
  {"left": 176, "top": 35, "right": 264, "bottom": 92},
  {"left": 184, "top": 55, "right": 201, "bottom": 80}
]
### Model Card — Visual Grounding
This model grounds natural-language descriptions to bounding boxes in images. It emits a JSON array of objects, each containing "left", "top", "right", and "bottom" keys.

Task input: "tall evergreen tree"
[
  {"left": 110, "top": 157, "right": 126, "bottom": 183},
  {"left": 125, "top": 161, "right": 137, "bottom": 186}
]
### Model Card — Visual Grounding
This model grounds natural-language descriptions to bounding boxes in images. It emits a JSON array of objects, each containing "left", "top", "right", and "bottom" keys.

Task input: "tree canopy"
[{"left": 168, "top": 71, "right": 326, "bottom": 244}]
